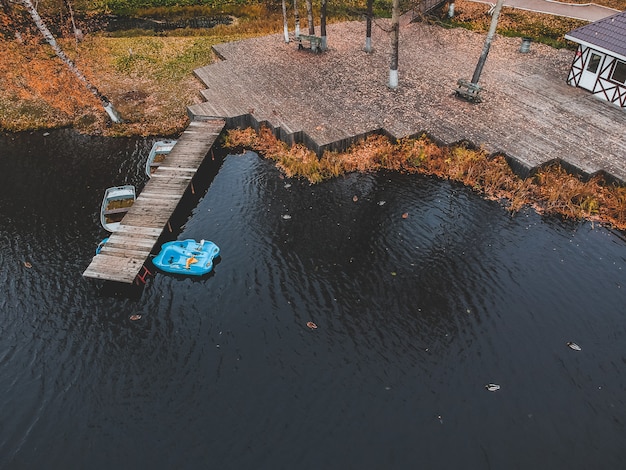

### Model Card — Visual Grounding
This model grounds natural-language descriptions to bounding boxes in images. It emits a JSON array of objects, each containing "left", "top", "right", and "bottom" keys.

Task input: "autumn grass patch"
[
  {"left": 53, "top": 35, "right": 229, "bottom": 135},
  {"left": 0, "top": 40, "right": 104, "bottom": 132},
  {"left": 0, "top": 1, "right": 338, "bottom": 135},
  {"left": 225, "top": 127, "right": 626, "bottom": 231}
]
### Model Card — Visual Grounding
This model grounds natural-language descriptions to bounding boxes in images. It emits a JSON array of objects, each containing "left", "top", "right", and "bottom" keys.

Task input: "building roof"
[{"left": 565, "top": 10, "right": 626, "bottom": 60}]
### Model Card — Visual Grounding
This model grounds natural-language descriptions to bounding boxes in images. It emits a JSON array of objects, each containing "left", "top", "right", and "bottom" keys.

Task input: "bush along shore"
[{"left": 224, "top": 127, "right": 626, "bottom": 231}]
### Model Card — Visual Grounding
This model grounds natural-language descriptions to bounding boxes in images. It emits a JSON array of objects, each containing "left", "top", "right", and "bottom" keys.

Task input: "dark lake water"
[{"left": 1, "top": 129, "right": 625, "bottom": 469}]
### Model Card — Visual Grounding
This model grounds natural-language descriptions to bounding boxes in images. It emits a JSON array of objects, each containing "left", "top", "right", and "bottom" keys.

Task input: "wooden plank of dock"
[{"left": 83, "top": 119, "right": 225, "bottom": 284}]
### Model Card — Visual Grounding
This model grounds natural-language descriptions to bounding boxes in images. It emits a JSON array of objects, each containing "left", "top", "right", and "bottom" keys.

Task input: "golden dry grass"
[
  {"left": 225, "top": 127, "right": 626, "bottom": 231},
  {"left": 0, "top": 3, "right": 289, "bottom": 136}
]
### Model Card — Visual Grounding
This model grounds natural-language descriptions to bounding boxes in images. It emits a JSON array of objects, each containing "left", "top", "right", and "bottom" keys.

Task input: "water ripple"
[{"left": 1, "top": 134, "right": 626, "bottom": 469}]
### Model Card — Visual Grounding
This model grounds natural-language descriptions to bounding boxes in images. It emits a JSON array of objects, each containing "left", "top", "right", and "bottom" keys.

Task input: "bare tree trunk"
[
  {"left": 293, "top": 0, "right": 300, "bottom": 37},
  {"left": 471, "top": 0, "right": 504, "bottom": 84},
  {"left": 282, "top": 0, "right": 289, "bottom": 42},
  {"left": 448, "top": 2, "right": 456, "bottom": 18},
  {"left": 18, "top": 0, "right": 122, "bottom": 123},
  {"left": 64, "top": 0, "right": 83, "bottom": 43},
  {"left": 364, "top": 0, "right": 373, "bottom": 53},
  {"left": 388, "top": 0, "right": 400, "bottom": 88},
  {"left": 305, "top": 0, "right": 314, "bottom": 35},
  {"left": 320, "top": 0, "right": 327, "bottom": 50}
]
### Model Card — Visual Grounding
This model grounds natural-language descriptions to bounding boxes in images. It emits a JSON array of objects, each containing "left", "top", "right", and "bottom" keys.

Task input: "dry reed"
[{"left": 225, "top": 127, "right": 626, "bottom": 231}]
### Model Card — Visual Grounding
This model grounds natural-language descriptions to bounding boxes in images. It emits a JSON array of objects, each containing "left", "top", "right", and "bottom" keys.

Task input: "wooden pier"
[{"left": 83, "top": 119, "right": 225, "bottom": 284}]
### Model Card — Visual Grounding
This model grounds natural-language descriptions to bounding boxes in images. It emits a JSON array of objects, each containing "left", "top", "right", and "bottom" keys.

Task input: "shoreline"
[{"left": 224, "top": 126, "right": 626, "bottom": 232}]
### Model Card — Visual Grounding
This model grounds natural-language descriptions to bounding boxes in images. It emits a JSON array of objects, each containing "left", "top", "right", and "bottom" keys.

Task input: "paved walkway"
[
  {"left": 468, "top": 0, "right": 620, "bottom": 22},
  {"left": 189, "top": 21, "right": 626, "bottom": 183}
]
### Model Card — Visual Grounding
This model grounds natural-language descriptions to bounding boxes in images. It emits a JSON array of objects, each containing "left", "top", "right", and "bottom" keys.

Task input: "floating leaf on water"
[
  {"left": 23, "top": 261, "right": 32, "bottom": 268},
  {"left": 306, "top": 321, "right": 318, "bottom": 329},
  {"left": 486, "top": 383, "right": 500, "bottom": 392},
  {"left": 401, "top": 212, "right": 409, "bottom": 219},
  {"left": 282, "top": 214, "right": 292, "bottom": 220},
  {"left": 567, "top": 341, "right": 582, "bottom": 351},
  {"left": 129, "top": 314, "right": 142, "bottom": 321}
]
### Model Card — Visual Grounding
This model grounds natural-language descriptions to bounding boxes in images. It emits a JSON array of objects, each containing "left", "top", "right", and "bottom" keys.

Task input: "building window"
[
  {"left": 611, "top": 60, "right": 626, "bottom": 84},
  {"left": 587, "top": 53, "right": 602, "bottom": 73}
]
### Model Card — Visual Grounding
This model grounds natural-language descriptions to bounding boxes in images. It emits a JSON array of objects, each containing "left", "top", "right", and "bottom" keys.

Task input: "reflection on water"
[{"left": 0, "top": 130, "right": 625, "bottom": 469}]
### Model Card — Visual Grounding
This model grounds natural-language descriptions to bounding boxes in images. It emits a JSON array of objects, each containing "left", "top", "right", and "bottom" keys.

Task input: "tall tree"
[
  {"left": 448, "top": 1, "right": 456, "bottom": 18},
  {"left": 64, "top": 0, "right": 83, "bottom": 43},
  {"left": 305, "top": 0, "right": 314, "bottom": 35},
  {"left": 388, "top": 0, "right": 400, "bottom": 88},
  {"left": 471, "top": 0, "right": 504, "bottom": 84},
  {"left": 364, "top": 0, "right": 373, "bottom": 53},
  {"left": 293, "top": 0, "right": 300, "bottom": 37},
  {"left": 282, "top": 0, "right": 289, "bottom": 42},
  {"left": 17, "top": 0, "right": 122, "bottom": 122},
  {"left": 320, "top": 0, "right": 327, "bottom": 50}
]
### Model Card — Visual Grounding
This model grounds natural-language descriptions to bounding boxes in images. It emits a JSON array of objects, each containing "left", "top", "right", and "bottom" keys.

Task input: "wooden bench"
[
  {"left": 294, "top": 34, "right": 323, "bottom": 52},
  {"left": 455, "top": 78, "right": 483, "bottom": 103}
]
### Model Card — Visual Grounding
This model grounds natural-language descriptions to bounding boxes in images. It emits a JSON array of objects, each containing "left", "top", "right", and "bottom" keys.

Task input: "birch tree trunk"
[
  {"left": 293, "top": 0, "right": 300, "bottom": 37},
  {"left": 65, "top": 0, "right": 83, "bottom": 43},
  {"left": 320, "top": 0, "right": 327, "bottom": 50},
  {"left": 364, "top": 0, "right": 373, "bottom": 53},
  {"left": 282, "top": 0, "right": 289, "bottom": 43},
  {"left": 471, "top": 0, "right": 504, "bottom": 84},
  {"left": 388, "top": 0, "right": 400, "bottom": 89},
  {"left": 448, "top": 2, "right": 456, "bottom": 18},
  {"left": 18, "top": 0, "right": 122, "bottom": 123},
  {"left": 305, "top": 0, "right": 314, "bottom": 35}
]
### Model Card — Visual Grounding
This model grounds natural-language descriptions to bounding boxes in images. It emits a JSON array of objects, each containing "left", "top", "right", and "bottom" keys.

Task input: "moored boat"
[
  {"left": 146, "top": 140, "right": 177, "bottom": 177},
  {"left": 152, "top": 239, "right": 220, "bottom": 276},
  {"left": 100, "top": 185, "right": 136, "bottom": 232}
]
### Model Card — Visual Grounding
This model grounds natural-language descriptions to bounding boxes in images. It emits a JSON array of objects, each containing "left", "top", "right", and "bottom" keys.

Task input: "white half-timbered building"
[{"left": 565, "top": 10, "right": 626, "bottom": 109}]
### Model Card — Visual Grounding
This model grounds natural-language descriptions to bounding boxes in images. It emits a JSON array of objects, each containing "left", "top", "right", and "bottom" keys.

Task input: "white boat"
[
  {"left": 100, "top": 185, "right": 136, "bottom": 232},
  {"left": 145, "top": 140, "right": 176, "bottom": 177}
]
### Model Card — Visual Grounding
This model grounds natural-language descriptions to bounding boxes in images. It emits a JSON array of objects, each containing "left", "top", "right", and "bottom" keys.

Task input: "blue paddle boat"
[{"left": 152, "top": 239, "right": 220, "bottom": 276}]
